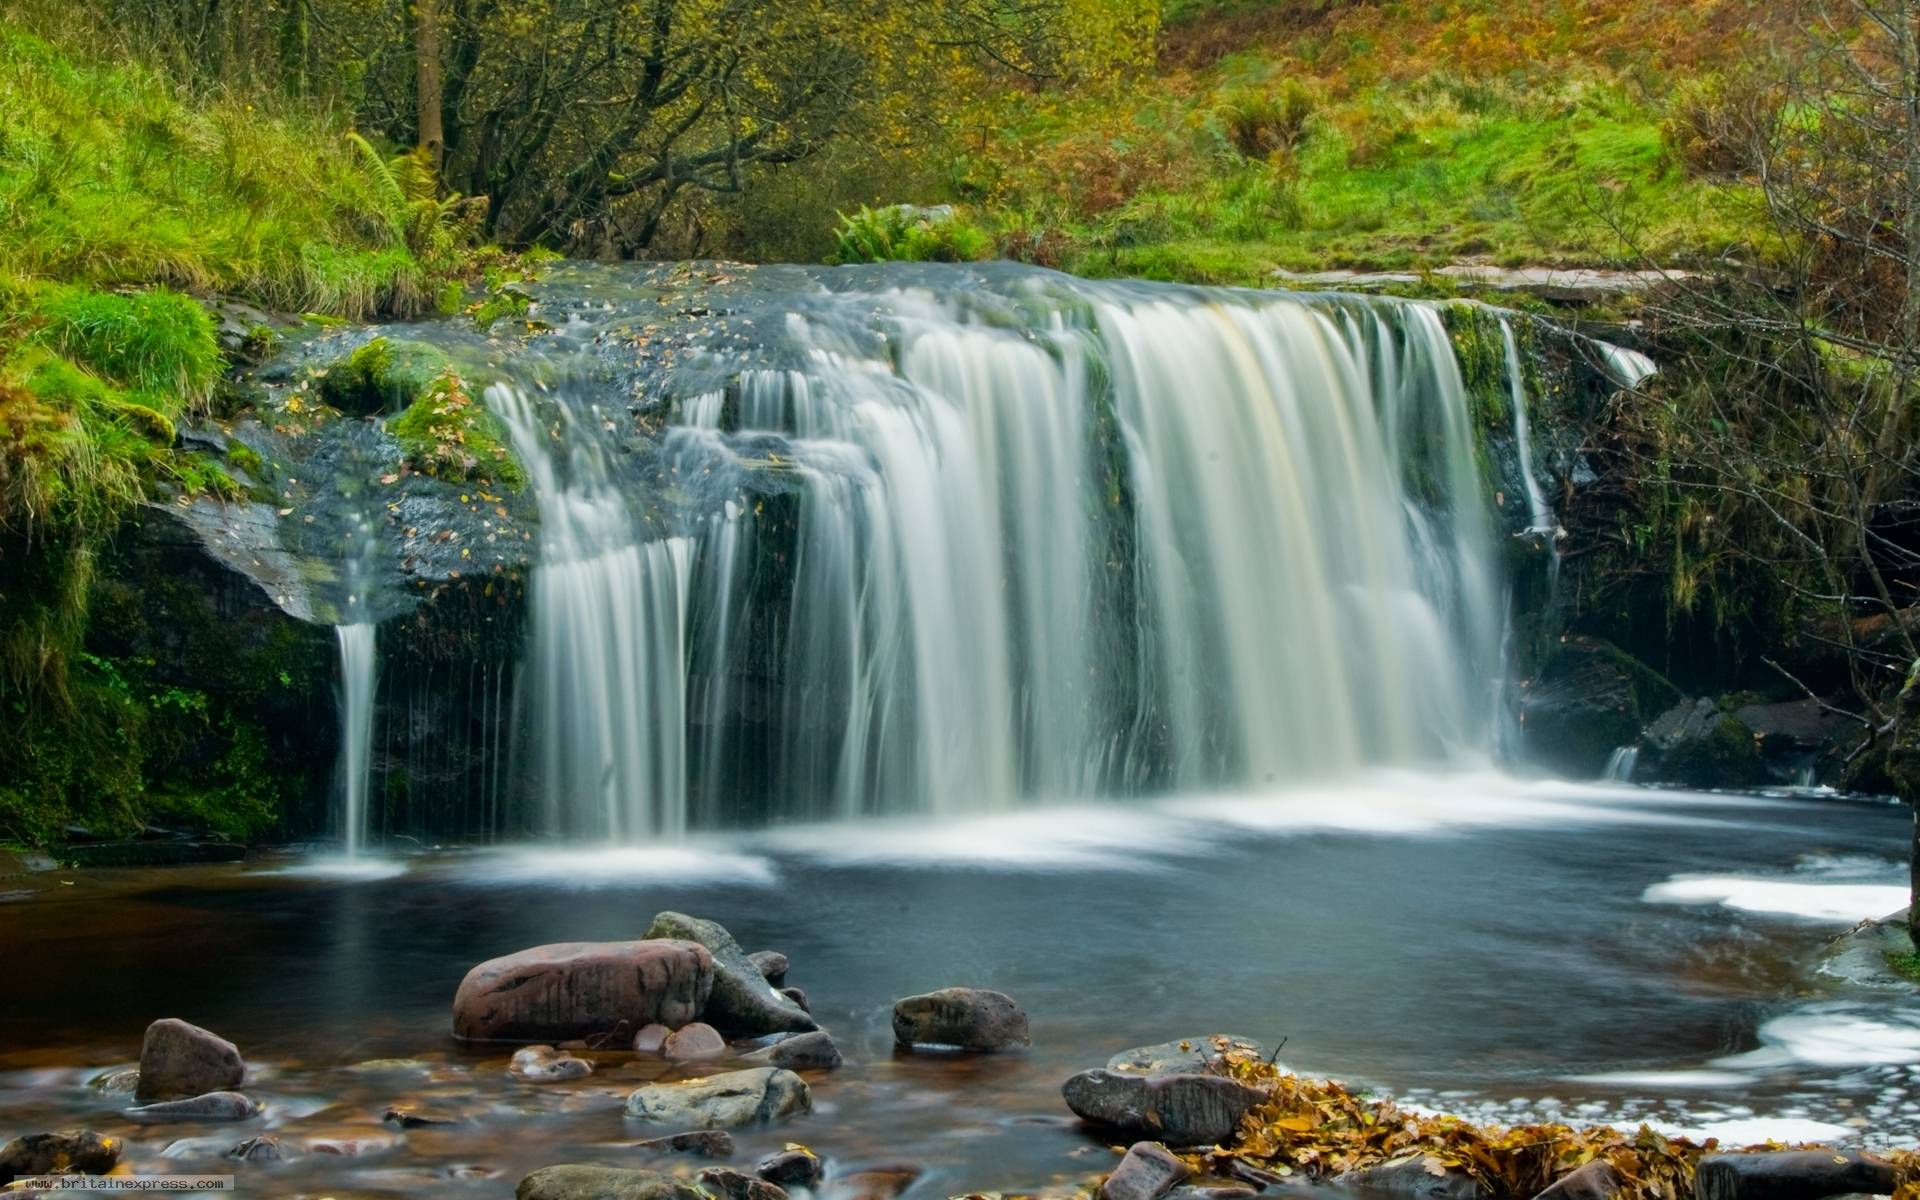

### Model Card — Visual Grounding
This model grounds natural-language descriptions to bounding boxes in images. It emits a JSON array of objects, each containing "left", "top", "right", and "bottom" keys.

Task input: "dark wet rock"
[
  {"left": 1693, "top": 1152, "right": 1897, "bottom": 1200},
  {"left": 624, "top": 1067, "right": 811, "bottom": 1128},
  {"left": 1104, "top": 1142, "right": 1190, "bottom": 1200},
  {"left": 454, "top": 939, "right": 714, "bottom": 1043},
  {"left": 384, "top": 1104, "right": 467, "bottom": 1128},
  {"left": 748, "top": 951, "right": 789, "bottom": 988},
  {"left": 511, "top": 1045, "right": 594, "bottom": 1082},
  {"left": 780, "top": 987, "right": 810, "bottom": 1014},
  {"left": 702, "top": 1165, "right": 791, "bottom": 1200},
  {"left": 1536, "top": 1161, "right": 1626, "bottom": 1200},
  {"left": 1821, "top": 911, "right": 1915, "bottom": 987},
  {"left": 227, "top": 1134, "right": 291, "bottom": 1162},
  {"left": 633, "top": 1130, "right": 736, "bottom": 1158},
  {"left": 318, "top": 337, "right": 452, "bottom": 417},
  {"left": 518, "top": 1164, "right": 708, "bottom": 1200},
  {"left": 0, "top": 1131, "right": 121, "bottom": 1186},
  {"left": 817, "top": 1165, "right": 923, "bottom": 1200},
  {"left": 758, "top": 1148, "right": 824, "bottom": 1188},
  {"left": 892, "top": 987, "right": 1029, "bottom": 1051},
  {"left": 1641, "top": 699, "right": 1767, "bottom": 788},
  {"left": 136, "top": 1018, "right": 245, "bottom": 1102},
  {"left": 1517, "top": 637, "right": 1678, "bottom": 777},
  {"left": 1107, "top": 1036, "right": 1265, "bottom": 1076},
  {"left": 1732, "top": 700, "right": 1853, "bottom": 762},
  {"left": 63, "top": 841, "right": 246, "bottom": 868},
  {"left": 634, "top": 1024, "right": 673, "bottom": 1054},
  {"left": 126, "top": 1091, "right": 260, "bottom": 1122},
  {"left": 1063, "top": 1070, "right": 1265, "bottom": 1149},
  {"left": 742, "top": 1030, "right": 844, "bottom": 1071},
  {"left": 663, "top": 1022, "right": 728, "bottom": 1062},
  {"left": 1170, "top": 1187, "right": 1257, "bottom": 1200},
  {"left": 1336, "top": 1154, "right": 1492, "bottom": 1200},
  {"left": 643, "top": 913, "right": 815, "bottom": 1038},
  {"left": 89, "top": 1068, "right": 141, "bottom": 1095}
]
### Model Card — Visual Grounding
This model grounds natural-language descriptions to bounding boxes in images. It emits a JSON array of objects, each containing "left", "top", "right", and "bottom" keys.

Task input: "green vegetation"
[
  {"left": 388, "top": 372, "right": 526, "bottom": 491},
  {"left": 830, "top": 205, "right": 995, "bottom": 265},
  {"left": 1889, "top": 951, "right": 1920, "bottom": 985},
  {"left": 318, "top": 337, "right": 453, "bottom": 417}
]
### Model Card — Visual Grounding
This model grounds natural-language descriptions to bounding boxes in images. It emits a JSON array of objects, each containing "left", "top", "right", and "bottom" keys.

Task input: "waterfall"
[
  {"left": 490, "top": 385, "right": 695, "bottom": 840},
  {"left": 1499, "top": 318, "right": 1555, "bottom": 536},
  {"left": 1603, "top": 746, "right": 1639, "bottom": 783},
  {"left": 335, "top": 623, "right": 377, "bottom": 855},
  {"left": 484, "top": 273, "right": 1515, "bottom": 837}
]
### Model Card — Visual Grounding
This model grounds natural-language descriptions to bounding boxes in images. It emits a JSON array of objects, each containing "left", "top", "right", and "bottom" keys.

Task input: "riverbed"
[{"left": 2, "top": 774, "right": 1914, "bottom": 1196}]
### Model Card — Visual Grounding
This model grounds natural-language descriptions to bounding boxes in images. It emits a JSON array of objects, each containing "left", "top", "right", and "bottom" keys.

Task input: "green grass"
[
  {"left": 1891, "top": 951, "right": 1920, "bottom": 985},
  {"left": 388, "top": 373, "right": 526, "bottom": 491}
]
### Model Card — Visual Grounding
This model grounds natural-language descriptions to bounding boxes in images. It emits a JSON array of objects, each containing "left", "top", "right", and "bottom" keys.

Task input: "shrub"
[
  {"left": 1219, "top": 81, "right": 1319, "bottom": 161},
  {"left": 1661, "top": 73, "right": 1772, "bottom": 177},
  {"left": 829, "top": 205, "right": 995, "bottom": 264}
]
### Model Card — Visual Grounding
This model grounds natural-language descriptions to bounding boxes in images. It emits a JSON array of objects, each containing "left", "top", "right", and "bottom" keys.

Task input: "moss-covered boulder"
[
  {"left": 317, "top": 336, "right": 450, "bottom": 416},
  {"left": 1640, "top": 697, "right": 1767, "bottom": 788},
  {"left": 386, "top": 371, "right": 525, "bottom": 489}
]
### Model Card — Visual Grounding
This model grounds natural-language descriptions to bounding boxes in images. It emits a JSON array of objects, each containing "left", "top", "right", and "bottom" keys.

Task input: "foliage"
[
  {"left": 34, "top": 287, "right": 220, "bottom": 404},
  {"left": 1888, "top": 950, "right": 1920, "bottom": 985},
  {"left": 830, "top": 205, "right": 995, "bottom": 264},
  {"left": 388, "top": 372, "right": 526, "bottom": 490},
  {"left": 1180, "top": 1041, "right": 1920, "bottom": 1198}
]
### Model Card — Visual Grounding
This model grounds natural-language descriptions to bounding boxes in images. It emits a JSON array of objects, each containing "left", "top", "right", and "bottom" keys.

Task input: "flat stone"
[
  {"left": 892, "top": 988, "right": 1029, "bottom": 1051},
  {"left": 758, "top": 1148, "right": 824, "bottom": 1188},
  {"left": 454, "top": 939, "right": 714, "bottom": 1043},
  {"left": 1536, "top": 1161, "right": 1626, "bottom": 1200},
  {"left": 383, "top": 1105, "right": 467, "bottom": 1128},
  {"left": 511, "top": 1046, "right": 594, "bottom": 1082},
  {"left": 0, "top": 1131, "right": 121, "bottom": 1186},
  {"left": 89, "top": 1068, "right": 141, "bottom": 1095},
  {"left": 1063, "top": 1070, "right": 1265, "bottom": 1149},
  {"left": 644, "top": 913, "right": 815, "bottom": 1038},
  {"left": 136, "top": 1019, "right": 244, "bottom": 1102},
  {"left": 1693, "top": 1152, "right": 1897, "bottom": 1200},
  {"left": 1107, "top": 1036, "right": 1265, "bottom": 1076},
  {"left": 518, "top": 1164, "right": 709, "bottom": 1200},
  {"left": 306, "top": 1134, "right": 398, "bottom": 1156},
  {"left": 748, "top": 951, "right": 789, "bottom": 987},
  {"left": 1336, "top": 1154, "right": 1492, "bottom": 1200},
  {"left": 126, "top": 1091, "right": 260, "bottom": 1123},
  {"left": 1104, "top": 1142, "right": 1190, "bottom": 1200},
  {"left": 663, "top": 1023, "right": 728, "bottom": 1062},
  {"left": 633, "top": 1130, "right": 736, "bottom": 1158},
  {"left": 742, "top": 1030, "right": 843, "bottom": 1071},
  {"left": 625, "top": 1068, "right": 811, "bottom": 1129},
  {"left": 817, "top": 1165, "right": 923, "bottom": 1200},
  {"left": 702, "top": 1165, "right": 791, "bottom": 1200}
]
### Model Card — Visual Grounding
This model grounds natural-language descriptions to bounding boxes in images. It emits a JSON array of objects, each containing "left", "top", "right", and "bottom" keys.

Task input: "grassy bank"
[{"left": 0, "top": 22, "right": 473, "bottom": 846}]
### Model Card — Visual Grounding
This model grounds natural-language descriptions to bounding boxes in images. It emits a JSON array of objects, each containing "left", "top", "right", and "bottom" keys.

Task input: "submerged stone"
[
  {"left": 624, "top": 1067, "right": 811, "bottom": 1129},
  {"left": 0, "top": 1130, "right": 120, "bottom": 1186},
  {"left": 1103, "top": 1142, "right": 1190, "bottom": 1200},
  {"left": 126, "top": 1091, "right": 260, "bottom": 1122},
  {"left": 518, "top": 1164, "right": 708, "bottom": 1200},
  {"left": 742, "top": 1030, "right": 843, "bottom": 1071}
]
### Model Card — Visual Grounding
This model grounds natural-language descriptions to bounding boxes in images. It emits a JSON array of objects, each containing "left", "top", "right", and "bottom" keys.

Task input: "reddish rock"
[
  {"left": 634, "top": 1024, "right": 672, "bottom": 1054},
  {"left": 664, "top": 1023, "right": 728, "bottom": 1062},
  {"left": 453, "top": 940, "right": 713, "bottom": 1043},
  {"left": 1103, "top": 1142, "right": 1189, "bottom": 1200},
  {"left": 136, "top": 1019, "right": 244, "bottom": 1102}
]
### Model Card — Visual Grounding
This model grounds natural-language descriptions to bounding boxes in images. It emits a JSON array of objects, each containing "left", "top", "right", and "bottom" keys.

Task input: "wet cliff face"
[{"left": 84, "top": 262, "right": 1636, "bottom": 845}]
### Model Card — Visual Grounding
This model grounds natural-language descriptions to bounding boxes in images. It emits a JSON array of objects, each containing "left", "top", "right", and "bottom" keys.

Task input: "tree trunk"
[{"left": 413, "top": 0, "right": 446, "bottom": 174}]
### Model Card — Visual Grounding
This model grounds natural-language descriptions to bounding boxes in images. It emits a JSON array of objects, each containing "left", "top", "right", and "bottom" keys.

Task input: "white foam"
[
  {"left": 756, "top": 804, "right": 1207, "bottom": 870},
  {"left": 1571, "top": 1070, "right": 1751, "bottom": 1089},
  {"left": 261, "top": 856, "right": 410, "bottom": 882},
  {"left": 1647, "top": 1116, "right": 1852, "bottom": 1146},
  {"left": 1721, "top": 1012, "right": 1920, "bottom": 1068},
  {"left": 1643, "top": 876, "right": 1907, "bottom": 922},
  {"left": 447, "top": 844, "right": 778, "bottom": 888}
]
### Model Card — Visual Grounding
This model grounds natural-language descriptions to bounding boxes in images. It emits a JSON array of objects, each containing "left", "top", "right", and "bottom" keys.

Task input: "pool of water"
[{"left": 2, "top": 773, "right": 1915, "bottom": 1196}]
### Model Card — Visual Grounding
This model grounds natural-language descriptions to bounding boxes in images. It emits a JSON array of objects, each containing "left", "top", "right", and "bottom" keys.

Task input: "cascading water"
[
  {"left": 335, "top": 623, "right": 377, "bottom": 855},
  {"left": 481, "top": 269, "right": 1516, "bottom": 837},
  {"left": 1603, "top": 746, "right": 1639, "bottom": 783},
  {"left": 1499, "top": 317, "right": 1555, "bottom": 536}
]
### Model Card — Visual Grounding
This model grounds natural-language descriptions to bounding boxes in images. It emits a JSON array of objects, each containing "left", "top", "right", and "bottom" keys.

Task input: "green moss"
[
  {"left": 1889, "top": 951, "right": 1920, "bottom": 985},
  {"left": 387, "top": 371, "right": 526, "bottom": 489},
  {"left": 317, "top": 336, "right": 451, "bottom": 416},
  {"left": 829, "top": 205, "right": 994, "bottom": 264}
]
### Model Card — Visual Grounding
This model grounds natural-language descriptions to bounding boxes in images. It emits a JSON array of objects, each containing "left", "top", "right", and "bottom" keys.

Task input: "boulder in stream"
[
  {"left": 454, "top": 939, "right": 714, "bottom": 1042},
  {"left": 1693, "top": 1152, "right": 1897, "bottom": 1200},
  {"left": 1535, "top": 1161, "right": 1626, "bottom": 1200},
  {"left": 633, "top": 1130, "right": 736, "bottom": 1158},
  {"left": 1062, "top": 1069, "right": 1265, "bottom": 1148},
  {"left": 663, "top": 1022, "right": 728, "bottom": 1062},
  {"left": 518, "top": 1164, "right": 708, "bottom": 1200},
  {"left": 625, "top": 1067, "right": 812, "bottom": 1128},
  {"left": 1107, "top": 1035, "right": 1265, "bottom": 1075},
  {"left": 748, "top": 951, "right": 789, "bottom": 987},
  {"left": 702, "top": 1165, "right": 792, "bottom": 1200},
  {"left": 510, "top": 1045, "right": 594, "bottom": 1082},
  {"left": 1335, "top": 1154, "right": 1491, "bottom": 1200},
  {"left": 1640, "top": 699, "right": 1767, "bottom": 788},
  {"left": 892, "top": 987, "right": 1029, "bottom": 1051},
  {"left": 742, "top": 1030, "right": 843, "bottom": 1071},
  {"left": 758, "top": 1147, "right": 824, "bottom": 1188},
  {"left": 136, "top": 1018, "right": 244, "bottom": 1102},
  {"left": 643, "top": 913, "right": 816, "bottom": 1038},
  {"left": 1103, "top": 1142, "right": 1190, "bottom": 1200},
  {"left": 0, "top": 1131, "right": 121, "bottom": 1186}
]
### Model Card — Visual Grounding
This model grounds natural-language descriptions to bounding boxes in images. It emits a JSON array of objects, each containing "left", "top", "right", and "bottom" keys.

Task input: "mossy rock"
[
  {"left": 317, "top": 337, "right": 450, "bottom": 417},
  {"left": 387, "top": 371, "right": 526, "bottom": 489},
  {"left": 1518, "top": 636, "right": 1680, "bottom": 777}
]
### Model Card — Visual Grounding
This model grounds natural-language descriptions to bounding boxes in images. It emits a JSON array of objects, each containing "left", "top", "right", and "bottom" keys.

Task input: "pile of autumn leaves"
[{"left": 1172, "top": 1039, "right": 1920, "bottom": 1200}]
